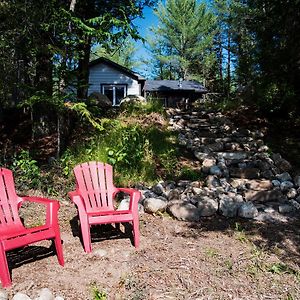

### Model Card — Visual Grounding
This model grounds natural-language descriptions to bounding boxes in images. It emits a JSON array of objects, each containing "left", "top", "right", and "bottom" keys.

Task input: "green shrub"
[
  {"left": 11, "top": 150, "right": 41, "bottom": 189},
  {"left": 59, "top": 116, "right": 180, "bottom": 186},
  {"left": 120, "top": 99, "right": 165, "bottom": 116}
]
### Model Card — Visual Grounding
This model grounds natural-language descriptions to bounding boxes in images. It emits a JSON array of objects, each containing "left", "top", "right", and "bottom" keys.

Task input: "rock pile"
[
  {"left": 0, "top": 288, "right": 63, "bottom": 300},
  {"left": 127, "top": 108, "right": 300, "bottom": 222}
]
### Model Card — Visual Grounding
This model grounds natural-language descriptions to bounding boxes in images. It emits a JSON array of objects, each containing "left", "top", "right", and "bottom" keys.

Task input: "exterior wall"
[
  {"left": 88, "top": 63, "right": 141, "bottom": 96},
  {"left": 146, "top": 91, "right": 204, "bottom": 107}
]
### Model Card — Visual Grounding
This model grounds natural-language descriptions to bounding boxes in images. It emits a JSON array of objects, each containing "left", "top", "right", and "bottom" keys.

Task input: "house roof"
[
  {"left": 144, "top": 80, "right": 208, "bottom": 93},
  {"left": 89, "top": 57, "right": 146, "bottom": 81}
]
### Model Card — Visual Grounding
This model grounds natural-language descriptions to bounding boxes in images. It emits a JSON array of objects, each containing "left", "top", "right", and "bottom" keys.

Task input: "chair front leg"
[
  {"left": 53, "top": 225, "right": 64, "bottom": 266},
  {"left": 132, "top": 216, "right": 140, "bottom": 248},
  {"left": 0, "top": 243, "right": 11, "bottom": 288},
  {"left": 78, "top": 212, "right": 92, "bottom": 253}
]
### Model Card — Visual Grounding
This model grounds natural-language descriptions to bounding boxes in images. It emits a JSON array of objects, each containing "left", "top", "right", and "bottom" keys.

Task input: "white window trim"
[{"left": 102, "top": 84, "right": 127, "bottom": 106}]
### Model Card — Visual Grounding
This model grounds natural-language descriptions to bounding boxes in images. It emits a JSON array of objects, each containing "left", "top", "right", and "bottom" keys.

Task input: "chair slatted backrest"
[
  {"left": 74, "top": 162, "right": 116, "bottom": 213},
  {"left": 0, "top": 168, "right": 23, "bottom": 232}
]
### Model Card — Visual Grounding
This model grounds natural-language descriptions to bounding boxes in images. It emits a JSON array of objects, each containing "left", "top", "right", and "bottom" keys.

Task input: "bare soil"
[{"left": 4, "top": 200, "right": 300, "bottom": 299}]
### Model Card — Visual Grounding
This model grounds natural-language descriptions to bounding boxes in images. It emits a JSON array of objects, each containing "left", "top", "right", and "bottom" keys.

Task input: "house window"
[{"left": 102, "top": 84, "right": 127, "bottom": 106}]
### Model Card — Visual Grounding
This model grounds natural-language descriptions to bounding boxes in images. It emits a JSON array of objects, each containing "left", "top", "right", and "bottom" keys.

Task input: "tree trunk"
[
  {"left": 35, "top": 45, "right": 53, "bottom": 96},
  {"left": 77, "top": 35, "right": 91, "bottom": 100},
  {"left": 227, "top": 31, "right": 231, "bottom": 97}
]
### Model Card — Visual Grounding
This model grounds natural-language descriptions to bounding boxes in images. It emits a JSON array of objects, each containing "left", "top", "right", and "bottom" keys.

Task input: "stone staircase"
[{"left": 137, "top": 107, "right": 300, "bottom": 222}]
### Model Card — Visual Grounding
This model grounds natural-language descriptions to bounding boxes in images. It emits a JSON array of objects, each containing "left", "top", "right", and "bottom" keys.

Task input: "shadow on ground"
[{"left": 178, "top": 214, "right": 300, "bottom": 266}]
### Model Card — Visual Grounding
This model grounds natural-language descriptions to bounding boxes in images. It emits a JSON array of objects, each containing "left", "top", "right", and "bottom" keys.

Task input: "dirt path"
[{"left": 4, "top": 201, "right": 300, "bottom": 299}]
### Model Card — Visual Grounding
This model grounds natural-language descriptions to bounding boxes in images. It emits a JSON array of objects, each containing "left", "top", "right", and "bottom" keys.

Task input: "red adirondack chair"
[
  {"left": 0, "top": 168, "right": 64, "bottom": 288},
  {"left": 69, "top": 161, "right": 141, "bottom": 253}
]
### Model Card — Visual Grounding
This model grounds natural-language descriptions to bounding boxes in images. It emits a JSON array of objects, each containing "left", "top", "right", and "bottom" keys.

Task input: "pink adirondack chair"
[
  {"left": 0, "top": 168, "right": 64, "bottom": 288},
  {"left": 68, "top": 161, "right": 141, "bottom": 253}
]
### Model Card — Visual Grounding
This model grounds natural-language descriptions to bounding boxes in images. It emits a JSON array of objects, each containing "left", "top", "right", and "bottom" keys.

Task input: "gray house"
[
  {"left": 88, "top": 57, "right": 207, "bottom": 107},
  {"left": 143, "top": 80, "right": 208, "bottom": 107},
  {"left": 88, "top": 57, "right": 145, "bottom": 106}
]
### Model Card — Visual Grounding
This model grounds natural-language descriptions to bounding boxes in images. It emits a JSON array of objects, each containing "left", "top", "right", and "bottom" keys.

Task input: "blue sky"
[{"left": 132, "top": 6, "right": 158, "bottom": 76}]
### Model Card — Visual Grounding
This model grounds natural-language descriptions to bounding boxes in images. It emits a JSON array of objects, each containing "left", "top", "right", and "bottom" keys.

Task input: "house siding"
[{"left": 88, "top": 63, "right": 141, "bottom": 96}]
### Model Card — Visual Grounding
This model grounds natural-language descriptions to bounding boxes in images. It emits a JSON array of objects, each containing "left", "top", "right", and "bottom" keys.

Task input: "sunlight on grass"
[{"left": 59, "top": 102, "right": 181, "bottom": 186}]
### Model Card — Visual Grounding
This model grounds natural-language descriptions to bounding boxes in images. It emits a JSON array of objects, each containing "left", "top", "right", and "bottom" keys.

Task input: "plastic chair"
[
  {"left": 69, "top": 161, "right": 141, "bottom": 252},
  {"left": 0, "top": 168, "right": 64, "bottom": 288}
]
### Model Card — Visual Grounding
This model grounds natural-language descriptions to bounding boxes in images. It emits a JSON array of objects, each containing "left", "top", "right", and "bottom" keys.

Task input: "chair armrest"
[
  {"left": 18, "top": 196, "right": 60, "bottom": 226},
  {"left": 115, "top": 188, "right": 141, "bottom": 212},
  {"left": 68, "top": 190, "right": 86, "bottom": 211}
]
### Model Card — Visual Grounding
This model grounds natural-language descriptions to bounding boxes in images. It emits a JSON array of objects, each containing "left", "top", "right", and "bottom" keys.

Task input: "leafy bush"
[
  {"left": 59, "top": 117, "right": 179, "bottom": 186},
  {"left": 11, "top": 150, "right": 41, "bottom": 189},
  {"left": 120, "top": 99, "right": 165, "bottom": 116}
]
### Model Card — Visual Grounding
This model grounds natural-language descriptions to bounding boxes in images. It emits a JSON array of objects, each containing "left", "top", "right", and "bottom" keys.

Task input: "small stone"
[
  {"left": 296, "top": 195, "right": 300, "bottom": 203},
  {"left": 273, "top": 155, "right": 292, "bottom": 172},
  {"left": 294, "top": 175, "right": 300, "bottom": 188},
  {"left": 278, "top": 204, "right": 295, "bottom": 214},
  {"left": 142, "top": 190, "right": 158, "bottom": 199},
  {"left": 117, "top": 198, "right": 130, "bottom": 210},
  {"left": 54, "top": 297, "right": 64, "bottom": 300},
  {"left": 210, "top": 165, "right": 222, "bottom": 177},
  {"left": 143, "top": 197, "right": 168, "bottom": 213},
  {"left": 258, "top": 145, "right": 269, "bottom": 152},
  {"left": 12, "top": 293, "right": 31, "bottom": 300},
  {"left": 244, "top": 189, "right": 284, "bottom": 202},
  {"left": 280, "top": 181, "right": 294, "bottom": 192},
  {"left": 151, "top": 183, "right": 165, "bottom": 196},
  {"left": 0, "top": 290, "right": 8, "bottom": 300},
  {"left": 219, "top": 178, "right": 231, "bottom": 191},
  {"left": 202, "top": 158, "right": 217, "bottom": 173},
  {"left": 167, "top": 203, "right": 200, "bottom": 222},
  {"left": 238, "top": 202, "right": 259, "bottom": 219},
  {"left": 276, "top": 172, "right": 292, "bottom": 182},
  {"left": 272, "top": 180, "right": 281, "bottom": 187},
  {"left": 217, "top": 152, "right": 248, "bottom": 161},
  {"left": 194, "top": 151, "right": 208, "bottom": 161},
  {"left": 117, "top": 198, "right": 144, "bottom": 213},
  {"left": 286, "top": 188, "right": 297, "bottom": 199},
  {"left": 38, "top": 288, "right": 54, "bottom": 300},
  {"left": 196, "top": 197, "right": 218, "bottom": 216},
  {"left": 206, "top": 175, "right": 221, "bottom": 188},
  {"left": 177, "top": 180, "right": 191, "bottom": 188},
  {"left": 261, "top": 170, "right": 274, "bottom": 179},
  {"left": 219, "top": 195, "right": 241, "bottom": 218},
  {"left": 192, "top": 187, "right": 202, "bottom": 194},
  {"left": 229, "top": 168, "right": 260, "bottom": 179},
  {"left": 290, "top": 200, "right": 300, "bottom": 210},
  {"left": 264, "top": 207, "right": 276, "bottom": 214},
  {"left": 168, "top": 189, "right": 181, "bottom": 201},
  {"left": 94, "top": 249, "right": 108, "bottom": 257}
]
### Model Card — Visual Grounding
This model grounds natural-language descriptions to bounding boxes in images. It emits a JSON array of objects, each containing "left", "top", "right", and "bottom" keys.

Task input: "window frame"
[{"left": 101, "top": 84, "right": 128, "bottom": 106}]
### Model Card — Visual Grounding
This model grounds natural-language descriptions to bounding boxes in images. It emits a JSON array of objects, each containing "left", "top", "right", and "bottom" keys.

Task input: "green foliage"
[
  {"left": 91, "top": 38, "right": 141, "bottom": 69},
  {"left": 11, "top": 150, "right": 41, "bottom": 189},
  {"left": 268, "top": 263, "right": 300, "bottom": 280},
  {"left": 60, "top": 114, "right": 179, "bottom": 186},
  {"left": 91, "top": 283, "right": 107, "bottom": 300},
  {"left": 68, "top": 102, "right": 105, "bottom": 131},
  {"left": 149, "top": 0, "right": 217, "bottom": 81},
  {"left": 106, "top": 124, "right": 145, "bottom": 168},
  {"left": 120, "top": 99, "right": 165, "bottom": 116},
  {"left": 178, "top": 167, "right": 202, "bottom": 181}
]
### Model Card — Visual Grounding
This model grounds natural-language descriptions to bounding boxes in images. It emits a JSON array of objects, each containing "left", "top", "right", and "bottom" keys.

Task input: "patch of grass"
[
  {"left": 204, "top": 247, "right": 219, "bottom": 258},
  {"left": 178, "top": 166, "right": 203, "bottom": 181},
  {"left": 60, "top": 113, "right": 180, "bottom": 186},
  {"left": 267, "top": 262, "right": 300, "bottom": 280},
  {"left": 224, "top": 259, "right": 234, "bottom": 273},
  {"left": 233, "top": 222, "right": 249, "bottom": 243},
  {"left": 90, "top": 283, "right": 107, "bottom": 300},
  {"left": 118, "top": 274, "right": 147, "bottom": 300},
  {"left": 90, "top": 282, "right": 108, "bottom": 300},
  {"left": 120, "top": 99, "right": 165, "bottom": 116}
]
